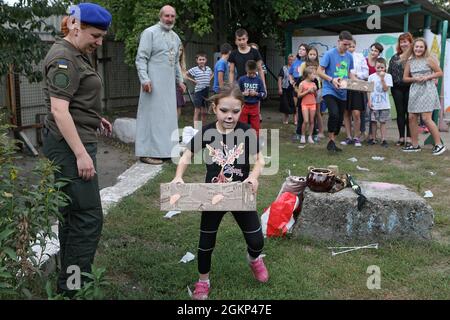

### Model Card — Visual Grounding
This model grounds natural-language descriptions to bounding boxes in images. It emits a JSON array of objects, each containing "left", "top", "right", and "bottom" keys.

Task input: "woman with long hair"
[{"left": 388, "top": 32, "right": 413, "bottom": 146}]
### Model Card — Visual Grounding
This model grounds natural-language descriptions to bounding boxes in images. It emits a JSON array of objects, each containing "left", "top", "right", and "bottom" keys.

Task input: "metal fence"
[{"left": 1, "top": 30, "right": 284, "bottom": 147}]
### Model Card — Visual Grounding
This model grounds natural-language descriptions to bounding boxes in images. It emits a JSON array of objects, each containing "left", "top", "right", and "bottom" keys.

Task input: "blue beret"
[{"left": 70, "top": 3, "right": 112, "bottom": 31}]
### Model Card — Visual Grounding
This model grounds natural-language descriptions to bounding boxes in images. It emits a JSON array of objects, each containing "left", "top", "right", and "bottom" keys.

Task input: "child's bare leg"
[
  {"left": 380, "top": 122, "right": 387, "bottom": 141},
  {"left": 409, "top": 113, "right": 419, "bottom": 146},
  {"left": 422, "top": 112, "right": 442, "bottom": 145},
  {"left": 293, "top": 97, "right": 298, "bottom": 124},
  {"left": 301, "top": 107, "right": 309, "bottom": 136},
  {"left": 194, "top": 108, "right": 202, "bottom": 129},
  {"left": 199, "top": 273, "right": 209, "bottom": 281},
  {"left": 201, "top": 108, "right": 207, "bottom": 124},
  {"left": 371, "top": 122, "right": 377, "bottom": 141},
  {"left": 316, "top": 106, "right": 323, "bottom": 135},
  {"left": 343, "top": 109, "right": 352, "bottom": 139},
  {"left": 309, "top": 109, "right": 316, "bottom": 136},
  {"left": 352, "top": 110, "right": 361, "bottom": 138}
]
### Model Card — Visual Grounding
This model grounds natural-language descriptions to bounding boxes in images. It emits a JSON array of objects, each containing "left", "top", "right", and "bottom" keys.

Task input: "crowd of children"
[{"left": 171, "top": 28, "right": 447, "bottom": 301}]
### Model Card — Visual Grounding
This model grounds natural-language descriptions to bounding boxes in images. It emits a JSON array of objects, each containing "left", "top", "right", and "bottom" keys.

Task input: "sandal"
[
  {"left": 140, "top": 157, "right": 163, "bottom": 165},
  {"left": 395, "top": 139, "right": 404, "bottom": 146}
]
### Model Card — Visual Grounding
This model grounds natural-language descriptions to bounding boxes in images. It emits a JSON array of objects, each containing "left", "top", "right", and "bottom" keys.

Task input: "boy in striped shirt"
[{"left": 186, "top": 52, "right": 213, "bottom": 127}]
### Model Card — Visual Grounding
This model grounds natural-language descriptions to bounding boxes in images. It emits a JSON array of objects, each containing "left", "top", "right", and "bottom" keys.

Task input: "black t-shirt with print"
[
  {"left": 229, "top": 48, "right": 263, "bottom": 79},
  {"left": 189, "top": 122, "right": 260, "bottom": 183}
]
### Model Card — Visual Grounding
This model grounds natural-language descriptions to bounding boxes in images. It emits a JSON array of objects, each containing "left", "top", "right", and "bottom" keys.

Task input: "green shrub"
[{"left": 0, "top": 112, "right": 70, "bottom": 298}]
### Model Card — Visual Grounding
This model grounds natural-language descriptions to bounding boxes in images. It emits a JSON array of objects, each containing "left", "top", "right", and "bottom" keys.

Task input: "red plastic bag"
[{"left": 261, "top": 192, "right": 300, "bottom": 238}]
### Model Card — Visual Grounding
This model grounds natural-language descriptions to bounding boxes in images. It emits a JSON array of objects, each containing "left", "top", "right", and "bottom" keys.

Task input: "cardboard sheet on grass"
[{"left": 160, "top": 182, "right": 256, "bottom": 211}]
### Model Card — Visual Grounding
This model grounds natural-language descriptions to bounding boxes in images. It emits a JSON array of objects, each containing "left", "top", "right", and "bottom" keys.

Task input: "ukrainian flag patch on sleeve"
[{"left": 57, "top": 59, "right": 69, "bottom": 69}]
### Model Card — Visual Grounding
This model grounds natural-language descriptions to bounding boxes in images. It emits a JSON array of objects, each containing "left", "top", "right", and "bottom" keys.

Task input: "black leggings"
[
  {"left": 391, "top": 85, "right": 411, "bottom": 139},
  {"left": 198, "top": 211, "right": 264, "bottom": 274},
  {"left": 323, "top": 95, "right": 346, "bottom": 135}
]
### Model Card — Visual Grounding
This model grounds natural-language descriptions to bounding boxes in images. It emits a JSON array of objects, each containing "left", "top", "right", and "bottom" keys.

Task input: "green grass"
[{"left": 95, "top": 101, "right": 450, "bottom": 300}]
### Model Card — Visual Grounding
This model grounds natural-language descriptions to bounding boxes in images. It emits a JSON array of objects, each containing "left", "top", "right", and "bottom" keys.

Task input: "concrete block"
[
  {"left": 113, "top": 117, "right": 136, "bottom": 144},
  {"left": 292, "top": 181, "right": 434, "bottom": 242}
]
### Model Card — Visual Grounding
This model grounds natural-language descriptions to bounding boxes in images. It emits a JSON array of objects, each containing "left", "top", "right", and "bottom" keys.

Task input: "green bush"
[{"left": 0, "top": 112, "right": 70, "bottom": 298}]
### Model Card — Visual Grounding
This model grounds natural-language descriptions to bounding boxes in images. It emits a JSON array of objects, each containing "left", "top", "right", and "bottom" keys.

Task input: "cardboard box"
[
  {"left": 160, "top": 182, "right": 256, "bottom": 211},
  {"left": 339, "top": 79, "right": 374, "bottom": 92}
]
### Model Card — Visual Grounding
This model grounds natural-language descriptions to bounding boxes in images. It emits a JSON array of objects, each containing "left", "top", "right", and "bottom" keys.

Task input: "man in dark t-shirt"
[{"left": 229, "top": 28, "right": 266, "bottom": 91}]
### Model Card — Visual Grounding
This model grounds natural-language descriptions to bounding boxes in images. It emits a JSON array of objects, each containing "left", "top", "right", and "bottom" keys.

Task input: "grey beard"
[{"left": 159, "top": 21, "right": 174, "bottom": 31}]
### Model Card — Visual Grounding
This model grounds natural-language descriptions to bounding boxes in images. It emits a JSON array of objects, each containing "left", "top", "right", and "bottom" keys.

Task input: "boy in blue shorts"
[
  {"left": 213, "top": 43, "right": 233, "bottom": 94},
  {"left": 187, "top": 52, "right": 213, "bottom": 127}
]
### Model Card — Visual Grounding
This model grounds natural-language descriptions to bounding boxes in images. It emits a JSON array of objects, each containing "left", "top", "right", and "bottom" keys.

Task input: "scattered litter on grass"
[
  {"left": 179, "top": 252, "right": 195, "bottom": 263},
  {"left": 371, "top": 156, "right": 385, "bottom": 161},
  {"left": 347, "top": 157, "right": 358, "bottom": 162},
  {"left": 298, "top": 145, "right": 306, "bottom": 149},
  {"left": 164, "top": 210, "right": 181, "bottom": 219},
  {"left": 356, "top": 165, "right": 370, "bottom": 171},
  {"left": 423, "top": 190, "right": 434, "bottom": 198},
  {"left": 429, "top": 172, "right": 436, "bottom": 176},
  {"left": 187, "top": 286, "right": 193, "bottom": 298},
  {"left": 328, "top": 243, "right": 378, "bottom": 256}
]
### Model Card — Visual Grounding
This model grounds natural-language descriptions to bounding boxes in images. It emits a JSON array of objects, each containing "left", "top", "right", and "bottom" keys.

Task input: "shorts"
[
  {"left": 370, "top": 109, "right": 390, "bottom": 123},
  {"left": 320, "top": 100, "right": 327, "bottom": 113},
  {"left": 346, "top": 91, "right": 366, "bottom": 111},
  {"left": 302, "top": 103, "right": 316, "bottom": 111},
  {"left": 194, "top": 87, "right": 209, "bottom": 109}
]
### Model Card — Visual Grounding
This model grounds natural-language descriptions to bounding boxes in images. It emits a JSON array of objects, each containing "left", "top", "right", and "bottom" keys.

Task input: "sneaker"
[
  {"left": 327, "top": 140, "right": 342, "bottom": 152},
  {"left": 313, "top": 135, "right": 319, "bottom": 143},
  {"left": 353, "top": 138, "right": 362, "bottom": 147},
  {"left": 192, "top": 281, "right": 210, "bottom": 300},
  {"left": 381, "top": 140, "right": 388, "bottom": 148},
  {"left": 432, "top": 144, "right": 446, "bottom": 156},
  {"left": 360, "top": 132, "right": 366, "bottom": 141},
  {"left": 340, "top": 137, "right": 354, "bottom": 145},
  {"left": 300, "top": 135, "right": 306, "bottom": 144},
  {"left": 318, "top": 133, "right": 325, "bottom": 139},
  {"left": 367, "top": 139, "right": 376, "bottom": 145},
  {"left": 308, "top": 136, "right": 315, "bottom": 144},
  {"left": 402, "top": 145, "right": 421, "bottom": 152},
  {"left": 249, "top": 256, "right": 269, "bottom": 283}
]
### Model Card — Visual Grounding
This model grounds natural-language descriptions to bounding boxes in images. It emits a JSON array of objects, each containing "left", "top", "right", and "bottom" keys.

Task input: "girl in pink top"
[{"left": 297, "top": 67, "right": 318, "bottom": 144}]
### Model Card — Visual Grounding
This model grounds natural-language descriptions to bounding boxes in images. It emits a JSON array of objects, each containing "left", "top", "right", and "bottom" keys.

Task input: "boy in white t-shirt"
[{"left": 367, "top": 58, "right": 393, "bottom": 147}]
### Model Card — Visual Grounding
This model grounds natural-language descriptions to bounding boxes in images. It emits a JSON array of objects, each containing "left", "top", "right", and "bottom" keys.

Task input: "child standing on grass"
[
  {"left": 171, "top": 85, "right": 268, "bottom": 301},
  {"left": 402, "top": 38, "right": 446, "bottom": 155},
  {"left": 301, "top": 47, "right": 324, "bottom": 141},
  {"left": 213, "top": 43, "right": 233, "bottom": 94},
  {"left": 367, "top": 58, "right": 393, "bottom": 148},
  {"left": 297, "top": 66, "right": 318, "bottom": 144},
  {"left": 238, "top": 60, "right": 267, "bottom": 136},
  {"left": 186, "top": 52, "right": 213, "bottom": 128}
]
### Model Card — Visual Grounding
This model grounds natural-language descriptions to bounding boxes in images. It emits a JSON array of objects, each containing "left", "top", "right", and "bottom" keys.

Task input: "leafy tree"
[
  {"left": 98, "top": 0, "right": 382, "bottom": 65},
  {"left": 0, "top": 0, "right": 65, "bottom": 82}
]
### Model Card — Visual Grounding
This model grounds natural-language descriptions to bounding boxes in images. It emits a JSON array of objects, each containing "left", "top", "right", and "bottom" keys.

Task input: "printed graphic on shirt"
[
  {"left": 243, "top": 82, "right": 260, "bottom": 91},
  {"left": 334, "top": 61, "right": 349, "bottom": 78},
  {"left": 206, "top": 141, "right": 244, "bottom": 183}
]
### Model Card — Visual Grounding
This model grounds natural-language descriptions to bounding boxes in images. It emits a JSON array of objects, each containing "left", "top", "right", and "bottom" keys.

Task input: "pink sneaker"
[
  {"left": 192, "top": 281, "right": 210, "bottom": 300},
  {"left": 249, "top": 256, "right": 269, "bottom": 283}
]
